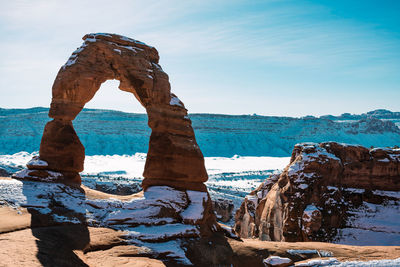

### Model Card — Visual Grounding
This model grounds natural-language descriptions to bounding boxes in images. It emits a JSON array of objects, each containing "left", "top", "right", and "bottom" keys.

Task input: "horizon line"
[{"left": 1, "top": 106, "right": 398, "bottom": 119}]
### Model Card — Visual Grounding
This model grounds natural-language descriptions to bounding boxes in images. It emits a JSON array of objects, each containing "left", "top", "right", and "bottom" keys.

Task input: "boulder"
[{"left": 234, "top": 142, "right": 400, "bottom": 243}]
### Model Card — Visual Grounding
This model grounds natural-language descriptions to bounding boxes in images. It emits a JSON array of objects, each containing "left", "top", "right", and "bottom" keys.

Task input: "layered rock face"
[
  {"left": 13, "top": 33, "right": 207, "bottom": 191},
  {"left": 234, "top": 142, "right": 400, "bottom": 243}
]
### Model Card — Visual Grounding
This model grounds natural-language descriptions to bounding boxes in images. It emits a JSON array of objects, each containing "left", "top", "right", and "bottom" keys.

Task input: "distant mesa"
[
  {"left": 320, "top": 109, "right": 400, "bottom": 120},
  {"left": 234, "top": 142, "right": 400, "bottom": 244},
  {"left": 1, "top": 107, "right": 399, "bottom": 157}
]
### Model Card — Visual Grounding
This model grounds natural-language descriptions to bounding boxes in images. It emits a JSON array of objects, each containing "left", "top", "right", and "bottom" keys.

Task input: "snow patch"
[
  {"left": 263, "top": 256, "right": 291, "bottom": 266},
  {"left": 170, "top": 95, "right": 183, "bottom": 107},
  {"left": 298, "top": 183, "right": 309, "bottom": 190},
  {"left": 180, "top": 190, "right": 208, "bottom": 222},
  {"left": 287, "top": 249, "right": 319, "bottom": 255},
  {"left": 125, "top": 224, "right": 199, "bottom": 241},
  {"left": 62, "top": 56, "right": 77, "bottom": 69},
  {"left": 92, "top": 33, "right": 112, "bottom": 38},
  {"left": 13, "top": 169, "right": 62, "bottom": 181},
  {"left": 297, "top": 257, "right": 400, "bottom": 266},
  {"left": 119, "top": 36, "right": 152, "bottom": 47},
  {"left": 27, "top": 157, "right": 48, "bottom": 167},
  {"left": 297, "top": 258, "right": 339, "bottom": 266},
  {"left": 137, "top": 240, "right": 191, "bottom": 265},
  {"left": 85, "top": 37, "right": 97, "bottom": 43}
]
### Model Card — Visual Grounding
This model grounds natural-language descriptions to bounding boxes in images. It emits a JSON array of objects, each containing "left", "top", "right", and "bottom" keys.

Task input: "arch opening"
[
  {"left": 84, "top": 79, "right": 146, "bottom": 114},
  {"left": 74, "top": 79, "right": 150, "bottom": 157}
]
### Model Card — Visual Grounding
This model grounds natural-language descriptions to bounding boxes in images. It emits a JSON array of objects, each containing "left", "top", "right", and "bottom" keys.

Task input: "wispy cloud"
[{"left": 0, "top": 0, "right": 399, "bottom": 115}]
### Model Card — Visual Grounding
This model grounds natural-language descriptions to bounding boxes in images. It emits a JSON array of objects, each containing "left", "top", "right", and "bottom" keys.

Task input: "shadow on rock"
[
  {"left": 22, "top": 180, "right": 90, "bottom": 267},
  {"left": 182, "top": 232, "right": 235, "bottom": 266}
]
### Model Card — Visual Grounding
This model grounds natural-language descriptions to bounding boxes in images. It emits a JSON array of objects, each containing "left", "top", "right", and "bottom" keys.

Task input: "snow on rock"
[
  {"left": 0, "top": 179, "right": 207, "bottom": 246},
  {"left": 263, "top": 256, "right": 292, "bottom": 266},
  {"left": 296, "top": 258, "right": 340, "bottom": 266},
  {"left": 114, "top": 44, "right": 143, "bottom": 53},
  {"left": 0, "top": 178, "right": 213, "bottom": 264},
  {"left": 297, "top": 257, "right": 400, "bottom": 266},
  {"left": 170, "top": 94, "right": 184, "bottom": 107},
  {"left": 91, "top": 33, "right": 113, "bottom": 38},
  {"left": 0, "top": 179, "right": 86, "bottom": 216},
  {"left": 13, "top": 169, "right": 63, "bottom": 182},
  {"left": 125, "top": 224, "right": 199, "bottom": 241},
  {"left": 287, "top": 249, "right": 333, "bottom": 257},
  {"left": 62, "top": 56, "right": 78, "bottom": 69},
  {"left": 219, "top": 224, "right": 239, "bottom": 239},
  {"left": 302, "top": 205, "right": 320, "bottom": 222},
  {"left": 26, "top": 157, "right": 48, "bottom": 167},
  {"left": 136, "top": 240, "right": 192, "bottom": 265},
  {"left": 0, "top": 151, "right": 289, "bottom": 224},
  {"left": 287, "top": 249, "right": 319, "bottom": 255},
  {"left": 118, "top": 35, "right": 153, "bottom": 48},
  {"left": 181, "top": 190, "right": 208, "bottom": 223}
]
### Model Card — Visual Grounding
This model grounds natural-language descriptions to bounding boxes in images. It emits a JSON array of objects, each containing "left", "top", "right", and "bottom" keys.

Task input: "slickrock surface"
[
  {"left": 2, "top": 177, "right": 400, "bottom": 266},
  {"left": 234, "top": 142, "right": 400, "bottom": 244},
  {"left": 0, "top": 177, "right": 226, "bottom": 266},
  {"left": 14, "top": 33, "right": 207, "bottom": 191}
]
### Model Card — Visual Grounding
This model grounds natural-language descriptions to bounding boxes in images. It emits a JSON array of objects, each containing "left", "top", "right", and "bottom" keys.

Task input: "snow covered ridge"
[
  {"left": 0, "top": 179, "right": 212, "bottom": 265},
  {"left": 234, "top": 141, "right": 400, "bottom": 245},
  {"left": 1, "top": 108, "right": 399, "bottom": 157}
]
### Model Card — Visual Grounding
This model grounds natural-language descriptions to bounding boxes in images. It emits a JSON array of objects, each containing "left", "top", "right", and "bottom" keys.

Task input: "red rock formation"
[
  {"left": 14, "top": 33, "right": 207, "bottom": 191},
  {"left": 234, "top": 142, "right": 400, "bottom": 243}
]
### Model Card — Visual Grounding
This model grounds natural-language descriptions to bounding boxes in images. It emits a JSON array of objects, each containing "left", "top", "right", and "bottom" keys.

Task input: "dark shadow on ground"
[{"left": 22, "top": 181, "right": 90, "bottom": 267}]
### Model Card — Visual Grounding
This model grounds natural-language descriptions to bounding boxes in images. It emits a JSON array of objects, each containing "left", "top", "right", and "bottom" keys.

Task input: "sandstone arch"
[{"left": 20, "top": 33, "right": 208, "bottom": 191}]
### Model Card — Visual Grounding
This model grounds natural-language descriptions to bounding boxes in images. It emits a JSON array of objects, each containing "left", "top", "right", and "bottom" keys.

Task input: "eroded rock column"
[{"left": 143, "top": 103, "right": 208, "bottom": 192}]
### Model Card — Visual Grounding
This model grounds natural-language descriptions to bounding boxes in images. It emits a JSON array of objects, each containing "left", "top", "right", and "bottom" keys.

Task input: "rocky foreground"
[
  {"left": 235, "top": 142, "right": 400, "bottom": 245},
  {"left": 1, "top": 177, "right": 400, "bottom": 267}
]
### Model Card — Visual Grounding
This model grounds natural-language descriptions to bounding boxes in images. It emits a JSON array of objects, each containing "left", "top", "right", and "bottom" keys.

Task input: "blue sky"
[{"left": 0, "top": 0, "right": 399, "bottom": 116}]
